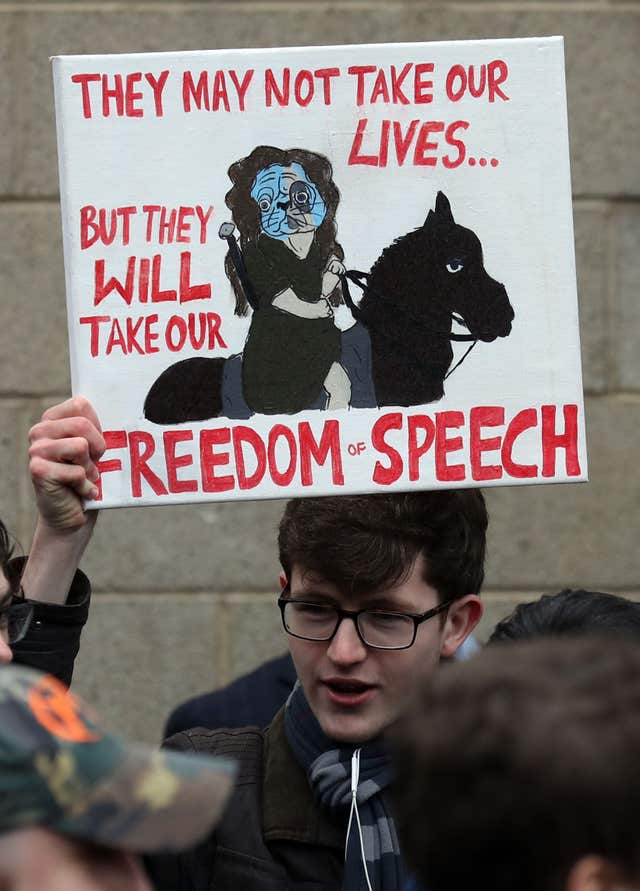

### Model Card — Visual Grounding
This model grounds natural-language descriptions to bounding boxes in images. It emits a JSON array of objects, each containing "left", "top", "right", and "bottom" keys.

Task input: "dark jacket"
[
  {"left": 165, "top": 653, "right": 297, "bottom": 737},
  {"left": 9, "top": 557, "right": 90, "bottom": 686},
  {"left": 147, "top": 707, "right": 345, "bottom": 891}
]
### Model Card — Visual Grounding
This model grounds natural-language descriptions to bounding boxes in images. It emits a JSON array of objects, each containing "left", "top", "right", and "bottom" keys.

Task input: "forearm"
[
  {"left": 20, "top": 514, "right": 96, "bottom": 605},
  {"left": 10, "top": 554, "right": 91, "bottom": 686},
  {"left": 272, "top": 288, "right": 322, "bottom": 318},
  {"left": 321, "top": 276, "right": 340, "bottom": 298},
  {"left": 26, "top": 397, "right": 104, "bottom": 605}
]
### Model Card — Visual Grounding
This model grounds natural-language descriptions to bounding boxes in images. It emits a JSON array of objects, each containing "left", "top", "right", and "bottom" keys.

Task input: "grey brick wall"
[{"left": 1, "top": 2, "right": 638, "bottom": 743}]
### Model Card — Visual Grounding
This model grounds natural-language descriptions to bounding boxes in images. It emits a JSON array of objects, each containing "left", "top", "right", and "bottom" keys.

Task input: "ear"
[
  {"left": 279, "top": 570, "right": 288, "bottom": 590},
  {"left": 436, "top": 191, "right": 454, "bottom": 222},
  {"left": 566, "top": 856, "right": 632, "bottom": 891},
  {"left": 424, "top": 192, "right": 454, "bottom": 228},
  {"left": 439, "top": 595, "right": 483, "bottom": 658},
  {"left": 424, "top": 208, "right": 437, "bottom": 228}
]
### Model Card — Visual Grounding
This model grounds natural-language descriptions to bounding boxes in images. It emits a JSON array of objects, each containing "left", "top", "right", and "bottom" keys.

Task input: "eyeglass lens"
[
  {"left": 283, "top": 602, "right": 415, "bottom": 648},
  {"left": 0, "top": 602, "right": 34, "bottom": 645}
]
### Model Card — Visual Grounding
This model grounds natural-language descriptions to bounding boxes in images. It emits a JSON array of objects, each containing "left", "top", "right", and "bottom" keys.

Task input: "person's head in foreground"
[
  {"left": 277, "top": 491, "right": 486, "bottom": 744},
  {"left": 393, "top": 636, "right": 640, "bottom": 891},
  {"left": 489, "top": 587, "right": 640, "bottom": 643},
  {"left": 0, "top": 662, "right": 235, "bottom": 890}
]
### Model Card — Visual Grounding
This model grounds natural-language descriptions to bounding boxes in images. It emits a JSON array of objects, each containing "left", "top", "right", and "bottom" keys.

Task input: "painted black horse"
[
  {"left": 143, "top": 192, "right": 514, "bottom": 422},
  {"left": 352, "top": 190, "right": 514, "bottom": 406}
]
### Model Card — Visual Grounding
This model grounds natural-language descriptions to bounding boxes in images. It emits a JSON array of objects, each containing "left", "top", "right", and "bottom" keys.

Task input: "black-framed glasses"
[
  {"left": 278, "top": 588, "right": 454, "bottom": 651},
  {"left": 0, "top": 588, "right": 34, "bottom": 646}
]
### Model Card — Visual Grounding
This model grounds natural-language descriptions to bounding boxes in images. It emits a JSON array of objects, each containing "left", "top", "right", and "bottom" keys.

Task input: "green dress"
[{"left": 241, "top": 235, "right": 341, "bottom": 415}]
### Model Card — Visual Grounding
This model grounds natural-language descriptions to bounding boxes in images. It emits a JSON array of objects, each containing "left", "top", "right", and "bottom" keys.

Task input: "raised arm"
[{"left": 21, "top": 397, "right": 104, "bottom": 605}]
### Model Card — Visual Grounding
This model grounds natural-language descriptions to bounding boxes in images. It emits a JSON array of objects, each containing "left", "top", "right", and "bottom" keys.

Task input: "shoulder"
[
  {"left": 9, "top": 557, "right": 91, "bottom": 686},
  {"left": 164, "top": 653, "right": 296, "bottom": 736},
  {"left": 164, "top": 725, "right": 266, "bottom": 786}
]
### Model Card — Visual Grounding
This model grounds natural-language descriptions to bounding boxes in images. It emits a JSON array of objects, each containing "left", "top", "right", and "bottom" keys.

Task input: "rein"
[
  {"left": 340, "top": 270, "right": 478, "bottom": 343},
  {"left": 339, "top": 270, "right": 479, "bottom": 386}
]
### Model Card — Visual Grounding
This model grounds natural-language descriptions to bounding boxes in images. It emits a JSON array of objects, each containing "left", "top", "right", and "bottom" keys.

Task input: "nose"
[
  {"left": 277, "top": 200, "right": 289, "bottom": 211},
  {"left": 326, "top": 616, "right": 367, "bottom": 666},
  {"left": 0, "top": 634, "right": 13, "bottom": 665}
]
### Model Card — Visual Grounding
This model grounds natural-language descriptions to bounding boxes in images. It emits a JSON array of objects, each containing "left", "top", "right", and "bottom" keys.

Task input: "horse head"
[{"left": 421, "top": 192, "right": 514, "bottom": 342}]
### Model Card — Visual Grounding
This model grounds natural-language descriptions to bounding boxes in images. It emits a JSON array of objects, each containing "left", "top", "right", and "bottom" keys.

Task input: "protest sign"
[{"left": 52, "top": 37, "right": 587, "bottom": 507}]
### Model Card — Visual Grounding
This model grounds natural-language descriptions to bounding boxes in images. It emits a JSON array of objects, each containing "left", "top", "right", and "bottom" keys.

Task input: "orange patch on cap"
[{"left": 28, "top": 675, "right": 100, "bottom": 743}]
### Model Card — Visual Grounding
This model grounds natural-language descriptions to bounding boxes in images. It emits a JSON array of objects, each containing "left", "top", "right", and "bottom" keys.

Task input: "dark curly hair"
[
  {"left": 278, "top": 490, "right": 487, "bottom": 603},
  {"left": 488, "top": 589, "right": 640, "bottom": 644},
  {"left": 224, "top": 145, "right": 344, "bottom": 315}
]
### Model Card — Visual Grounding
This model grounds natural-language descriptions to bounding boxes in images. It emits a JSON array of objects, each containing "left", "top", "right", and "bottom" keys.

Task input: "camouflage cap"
[{"left": 0, "top": 664, "right": 236, "bottom": 853}]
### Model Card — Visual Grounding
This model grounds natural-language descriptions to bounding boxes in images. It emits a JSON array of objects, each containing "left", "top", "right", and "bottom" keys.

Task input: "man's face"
[{"left": 286, "top": 556, "right": 479, "bottom": 744}]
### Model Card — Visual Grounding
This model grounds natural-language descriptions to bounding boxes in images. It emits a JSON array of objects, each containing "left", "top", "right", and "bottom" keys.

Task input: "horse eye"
[
  {"left": 258, "top": 198, "right": 271, "bottom": 212},
  {"left": 446, "top": 259, "right": 464, "bottom": 274}
]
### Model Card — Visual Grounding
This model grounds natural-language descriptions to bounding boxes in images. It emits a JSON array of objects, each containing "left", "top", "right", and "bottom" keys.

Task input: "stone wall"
[{"left": 1, "top": 1, "right": 638, "bottom": 743}]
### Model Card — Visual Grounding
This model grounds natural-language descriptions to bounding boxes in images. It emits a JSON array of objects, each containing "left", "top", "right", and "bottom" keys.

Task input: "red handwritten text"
[{"left": 71, "top": 71, "right": 170, "bottom": 118}]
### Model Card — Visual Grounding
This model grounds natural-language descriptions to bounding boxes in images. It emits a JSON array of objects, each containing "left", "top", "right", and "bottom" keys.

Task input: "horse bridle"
[
  {"left": 340, "top": 270, "right": 477, "bottom": 343},
  {"left": 340, "top": 270, "right": 478, "bottom": 381}
]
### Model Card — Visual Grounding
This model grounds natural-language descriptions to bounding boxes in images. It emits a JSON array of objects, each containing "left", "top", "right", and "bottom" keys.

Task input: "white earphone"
[{"left": 345, "top": 748, "right": 373, "bottom": 891}]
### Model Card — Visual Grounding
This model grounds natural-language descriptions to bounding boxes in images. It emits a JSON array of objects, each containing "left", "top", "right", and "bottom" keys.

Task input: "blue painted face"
[{"left": 250, "top": 163, "right": 327, "bottom": 240}]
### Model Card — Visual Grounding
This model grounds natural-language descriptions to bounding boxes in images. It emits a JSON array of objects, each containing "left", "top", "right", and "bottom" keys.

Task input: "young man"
[
  {"left": 25, "top": 398, "right": 485, "bottom": 891},
  {"left": 393, "top": 636, "right": 640, "bottom": 891}
]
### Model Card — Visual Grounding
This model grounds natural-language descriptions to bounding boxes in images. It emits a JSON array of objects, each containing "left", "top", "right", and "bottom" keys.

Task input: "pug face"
[{"left": 250, "top": 163, "right": 327, "bottom": 239}]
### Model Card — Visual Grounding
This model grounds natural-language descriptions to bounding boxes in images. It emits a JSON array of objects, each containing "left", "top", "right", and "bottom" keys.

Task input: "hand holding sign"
[
  {"left": 28, "top": 397, "right": 104, "bottom": 531},
  {"left": 19, "top": 398, "right": 103, "bottom": 606}
]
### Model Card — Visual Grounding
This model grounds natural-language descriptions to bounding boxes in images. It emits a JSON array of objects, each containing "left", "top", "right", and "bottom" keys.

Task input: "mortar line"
[{"left": 0, "top": 2, "right": 636, "bottom": 12}]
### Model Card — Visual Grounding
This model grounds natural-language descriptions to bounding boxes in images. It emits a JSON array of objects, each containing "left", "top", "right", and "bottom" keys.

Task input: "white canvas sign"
[{"left": 52, "top": 37, "right": 587, "bottom": 508}]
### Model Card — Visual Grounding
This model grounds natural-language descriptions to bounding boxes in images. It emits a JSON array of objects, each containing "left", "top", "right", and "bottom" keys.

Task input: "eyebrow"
[
  {"left": 359, "top": 596, "right": 422, "bottom": 613},
  {"left": 288, "top": 588, "right": 421, "bottom": 614}
]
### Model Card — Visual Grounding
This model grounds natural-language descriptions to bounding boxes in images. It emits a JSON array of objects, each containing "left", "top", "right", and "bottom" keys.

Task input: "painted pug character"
[
  {"left": 225, "top": 146, "right": 350, "bottom": 414},
  {"left": 143, "top": 147, "right": 351, "bottom": 424}
]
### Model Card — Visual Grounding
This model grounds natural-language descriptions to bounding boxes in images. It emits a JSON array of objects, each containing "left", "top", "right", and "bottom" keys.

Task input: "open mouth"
[{"left": 322, "top": 678, "right": 377, "bottom": 707}]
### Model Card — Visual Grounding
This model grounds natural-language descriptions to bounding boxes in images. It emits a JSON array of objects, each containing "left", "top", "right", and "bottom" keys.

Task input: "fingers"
[
  {"left": 326, "top": 259, "right": 346, "bottom": 276},
  {"left": 29, "top": 454, "right": 99, "bottom": 501},
  {"left": 27, "top": 398, "right": 105, "bottom": 529},
  {"left": 41, "top": 396, "right": 102, "bottom": 433},
  {"left": 29, "top": 420, "right": 106, "bottom": 469}
]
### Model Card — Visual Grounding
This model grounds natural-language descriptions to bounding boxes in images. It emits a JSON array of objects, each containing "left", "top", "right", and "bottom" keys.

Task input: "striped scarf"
[{"left": 285, "top": 683, "right": 406, "bottom": 891}]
